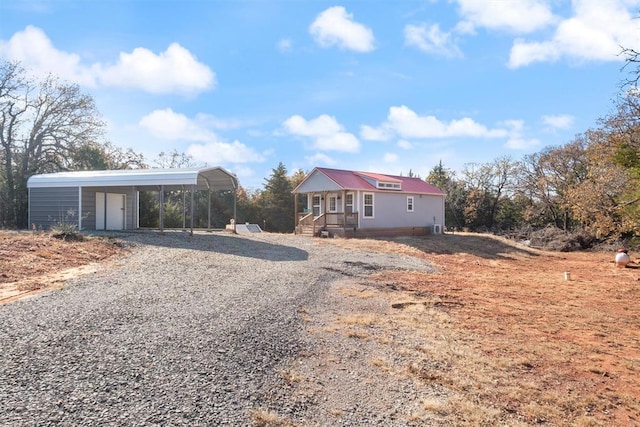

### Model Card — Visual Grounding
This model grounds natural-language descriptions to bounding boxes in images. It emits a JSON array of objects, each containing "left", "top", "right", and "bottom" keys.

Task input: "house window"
[
  {"left": 345, "top": 193, "right": 354, "bottom": 213},
  {"left": 377, "top": 182, "right": 401, "bottom": 190},
  {"left": 329, "top": 195, "right": 337, "bottom": 212},
  {"left": 407, "top": 196, "right": 414, "bottom": 212},
  {"left": 363, "top": 193, "right": 374, "bottom": 218}
]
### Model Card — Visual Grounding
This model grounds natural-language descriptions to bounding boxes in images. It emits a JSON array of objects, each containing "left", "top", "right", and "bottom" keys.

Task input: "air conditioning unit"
[{"left": 433, "top": 224, "right": 442, "bottom": 234}]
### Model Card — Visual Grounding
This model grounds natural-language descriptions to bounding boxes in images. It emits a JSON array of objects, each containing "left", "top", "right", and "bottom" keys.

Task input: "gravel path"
[{"left": 0, "top": 231, "right": 435, "bottom": 426}]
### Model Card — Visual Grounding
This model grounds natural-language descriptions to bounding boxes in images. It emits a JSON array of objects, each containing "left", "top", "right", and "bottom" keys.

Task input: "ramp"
[{"left": 235, "top": 223, "right": 263, "bottom": 234}]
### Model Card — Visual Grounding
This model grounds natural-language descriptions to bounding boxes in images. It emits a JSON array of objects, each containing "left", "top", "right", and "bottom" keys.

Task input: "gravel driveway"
[{"left": 0, "top": 231, "right": 435, "bottom": 426}]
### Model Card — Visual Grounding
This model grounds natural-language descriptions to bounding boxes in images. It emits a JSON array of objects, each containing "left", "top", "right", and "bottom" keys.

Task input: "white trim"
[
  {"left": 363, "top": 192, "right": 374, "bottom": 219},
  {"left": 78, "top": 187, "right": 83, "bottom": 230},
  {"left": 328, "top": 194, "right": 337, "bottom": 213},
  {"left": 27, "top": 166, "right": 237, "bottom": 191},
  {"left": 407, "top": 196, "right": 414, "bottom": 213}
]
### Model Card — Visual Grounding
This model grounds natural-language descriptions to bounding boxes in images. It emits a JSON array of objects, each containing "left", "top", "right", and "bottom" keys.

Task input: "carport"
[{"left": 26, "top": 167, "right": 238, "bottom": 233}]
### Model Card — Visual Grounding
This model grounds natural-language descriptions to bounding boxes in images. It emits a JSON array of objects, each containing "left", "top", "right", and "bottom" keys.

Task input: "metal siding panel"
[
  {"left": 29, "top": 187, "right": 80, "bottom": 230},
  {"left": 363, "top": 192, "right": 444, "bottom": 229},
  {"left": 81, "top": 188, "right": 97, "bottom": 231}
]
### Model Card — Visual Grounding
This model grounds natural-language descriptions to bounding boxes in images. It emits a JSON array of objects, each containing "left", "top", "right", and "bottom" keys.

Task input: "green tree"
[
  {"left": 72, "top": 141, "right": 146, "bottom": 170},
  {"left": 261, "top": 162, "right": 294, "bottom": 232},
  {"left": 426, "top": 161, "right": 467, "bottom": 229}
]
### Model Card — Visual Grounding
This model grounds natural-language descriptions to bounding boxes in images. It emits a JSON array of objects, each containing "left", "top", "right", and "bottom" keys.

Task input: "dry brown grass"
[
  {"left": 324, "top": 233, "right": 640, "bottom": 426},
  {"left": 0, "top": 230, "right": 125, "bottom": 303},
  {"left": 249, "top": 408, "right": 297, "bottom": 427}
]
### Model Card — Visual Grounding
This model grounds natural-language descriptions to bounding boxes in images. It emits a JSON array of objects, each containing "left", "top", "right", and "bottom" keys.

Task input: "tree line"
[{"left": 1, "top": 59, "right": 639, "bottom": 239}]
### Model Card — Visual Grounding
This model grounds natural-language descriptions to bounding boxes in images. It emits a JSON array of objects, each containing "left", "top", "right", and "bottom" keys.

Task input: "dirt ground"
[
  {"left": 1, "top": 230, "right": 639, "bottom": 425},
  {"left": 323, "top": 233, "right": 640, "bottom": 426},
  {"left": 0, "top": 231, "right": 123, "bottom": 304}
]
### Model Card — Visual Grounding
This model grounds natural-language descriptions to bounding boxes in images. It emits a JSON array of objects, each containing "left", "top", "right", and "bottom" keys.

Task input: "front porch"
[{"left": 295, "top": 211, "right": 359, "bottom": 237}]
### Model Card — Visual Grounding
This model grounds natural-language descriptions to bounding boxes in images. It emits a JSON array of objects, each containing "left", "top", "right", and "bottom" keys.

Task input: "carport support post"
[
  {"left": 190, "top": 184, "right": 195, "bottom": 235},
  {"left": 103, "top": 187, "right": 108, "bottom": 231},
  {"left": 207, "top": 190, "right": 211, "bottom": 230},
  {"left": 182, "top": 185, "right": 186, "bottom": 231},
  {"left": 159, "top": 185, "right": 164, "bottom": 233}
]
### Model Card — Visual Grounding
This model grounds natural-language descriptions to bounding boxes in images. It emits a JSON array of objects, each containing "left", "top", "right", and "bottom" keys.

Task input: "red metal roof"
[{"left": 315, "top": 167, "right": 444, "bottom": 195}]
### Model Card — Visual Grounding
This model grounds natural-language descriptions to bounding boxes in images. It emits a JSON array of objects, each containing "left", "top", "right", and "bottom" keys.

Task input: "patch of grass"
[
  {"left": 337, "top": 313, "right": 379, "bottom": 326},
  {"left": 249, "top": 408, "right": 295, "bottom": 427},
  {"left": 279, "top": 369, "right": 305, "bottom": 386}
]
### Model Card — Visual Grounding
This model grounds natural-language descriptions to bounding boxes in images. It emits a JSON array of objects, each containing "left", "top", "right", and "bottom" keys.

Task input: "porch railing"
[{"left": 296, "top": 212, "right": 359, "bottom": 235}]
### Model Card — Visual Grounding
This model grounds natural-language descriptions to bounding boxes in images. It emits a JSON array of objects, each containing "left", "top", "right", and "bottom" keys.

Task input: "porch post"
[
  {"left": 343, "top": 190, "right": 347, "bottom": 228},
  {"left": 294, "top": 192, "right": 298, "bottom": 228}
]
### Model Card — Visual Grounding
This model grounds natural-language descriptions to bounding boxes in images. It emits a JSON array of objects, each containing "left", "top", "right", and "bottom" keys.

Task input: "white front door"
[{"left": 96, "top": 192, "right": 125, "bottom": 230}]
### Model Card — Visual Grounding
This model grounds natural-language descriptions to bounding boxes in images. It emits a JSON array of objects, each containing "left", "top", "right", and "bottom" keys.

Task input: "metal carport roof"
[
  {"left": 27, "top": 167, "right": 238, "bottom": 234},
  {"left": 27, "top": 166, "right": 238, "bottom": 191}
]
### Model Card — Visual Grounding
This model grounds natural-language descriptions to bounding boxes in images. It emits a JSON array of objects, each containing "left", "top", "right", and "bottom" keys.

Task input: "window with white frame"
[
  {"left": 407, "top": 196, "right": 414, "bottom": 212},
  {"left": 329, "top": 195, "right": 337, "bottom": 212},
  {"left": 363, "top": 193, "right": 374, "bottom": 218}
]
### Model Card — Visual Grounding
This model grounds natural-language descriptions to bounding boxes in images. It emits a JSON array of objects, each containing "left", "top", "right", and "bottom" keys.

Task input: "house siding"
[
  {"left": 29, "top": 187, "right": 80, "bottom": 230},
  {"left": 359, "top": 191, "right": 444, "bottom": 229},
  {"left": 295, "top": 170, "right": 342, "bottom": 193}
]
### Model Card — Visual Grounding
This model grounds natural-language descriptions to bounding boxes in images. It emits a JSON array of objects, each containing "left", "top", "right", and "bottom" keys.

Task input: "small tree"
[{"left": 261, "top": 162, "right": 294, "bottom": 232}]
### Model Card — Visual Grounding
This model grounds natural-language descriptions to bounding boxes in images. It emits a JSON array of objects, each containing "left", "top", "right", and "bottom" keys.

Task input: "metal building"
[{"left": 26, "top": 167, "right": 238, "bottom": 232}]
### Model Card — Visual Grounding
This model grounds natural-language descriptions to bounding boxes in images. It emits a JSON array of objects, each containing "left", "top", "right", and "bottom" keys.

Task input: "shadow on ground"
[
  {"left": 388, "top": 232, "right": 542, "bottom": 260},
  {"left": 98, "top": 231, "right": 309, "bottom": 262}
]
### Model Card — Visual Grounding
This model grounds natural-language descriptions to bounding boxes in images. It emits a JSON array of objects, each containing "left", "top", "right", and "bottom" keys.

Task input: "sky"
[{"left": 1, "top": 0, "right": 639, "bottom": 190}]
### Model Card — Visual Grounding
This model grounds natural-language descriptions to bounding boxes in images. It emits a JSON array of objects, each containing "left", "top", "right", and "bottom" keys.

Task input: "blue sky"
[{"left": 1, "top": 1, "right": 638, "bottom": 189}]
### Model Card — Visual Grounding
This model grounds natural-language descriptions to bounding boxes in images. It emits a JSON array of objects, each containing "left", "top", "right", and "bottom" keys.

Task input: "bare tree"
[
  {"left": 0, "top": 61, "right": 105, "bottom": 228},
  {"left": 153, "top": 149, "right": 198, "bottom": 168},
  {"left": 516, "top": 139, "right": 588, "bottom": 230}
]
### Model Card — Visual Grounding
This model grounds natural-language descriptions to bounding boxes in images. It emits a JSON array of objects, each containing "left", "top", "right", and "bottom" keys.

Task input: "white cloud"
[
  {"left": 98, "top": 43, "right": 214, "bottom": 95},
  {"left": 186, "top": 140, "right": 265, "bottom": 164},
  {"left": 139, "top": 108, "right": 265, "bottom": 164},
  {"left": 404, "top": 23, "right": 462, "bottom": 58},
  {"left": 505, "top": 137, "right": 541, "bottom": 150},
  {"left": 508, "top": 1, "right": 639, "bottom": 68},
  {"left": 542, "top": 114, "right": 574, "bottom": 130},
  {"left": 278, "top": 38, "right": 293, "bottom": 52},
  {"left": 305, "top": 153, "right": 337, "bottom": 166},
  {"left": 383, "top": 152, "right": 398, "bottom": 163},
  {"left": 309, "top": 6, "right": 375, "bottom": 52},
  {"left": 397, "top": 140, "right": 414, "bottom": 150},
  {"left": 501, "top": 119, "right": 541, "bottom": 150},
  {"left": 139, "top": 108, "right": 216, "bottom": 142},
  {"left": 0, "top": 25, "right": 97, "bottom": 86},
  {"left": 0, "top": 26, "right": 215, "bottom": 95},
  {"left": 360, "top": 124, "right": 393, "bottom": 141},
  {"left": 454, "top": 0, "right": 556, "bottom": 34},
  {"left": 284, "top": 114, "right": 342, "bottom": 136},
  {"left": 381, "top": 105, "right": 507, "bottom": 139},
  {"left": 283, "top": 114, "right": 360, "bottom": 152}
]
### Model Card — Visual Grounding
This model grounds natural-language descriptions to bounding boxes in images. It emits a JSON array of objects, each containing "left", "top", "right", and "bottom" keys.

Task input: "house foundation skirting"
[{"left": 317, "top": 226, "right": 432, "bottom": 238}]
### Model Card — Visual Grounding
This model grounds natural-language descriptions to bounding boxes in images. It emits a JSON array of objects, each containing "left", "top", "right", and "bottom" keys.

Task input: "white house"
[{"left": 293, "top": 167, "right": 445, "bottom": 237}]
